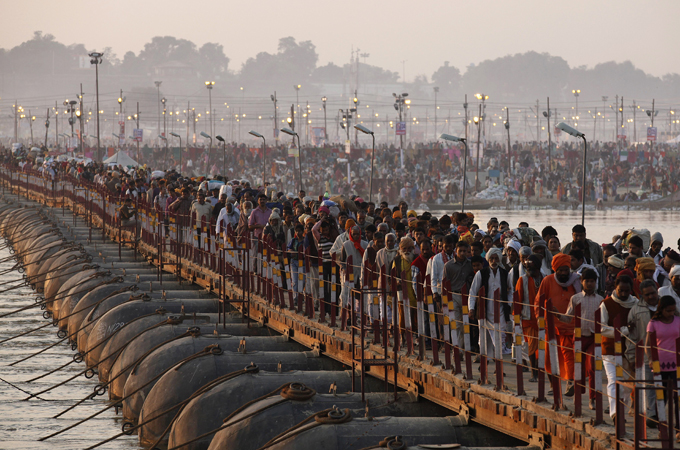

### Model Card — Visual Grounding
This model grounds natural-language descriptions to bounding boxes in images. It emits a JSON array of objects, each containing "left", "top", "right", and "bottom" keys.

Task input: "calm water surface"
[
  {"left": 431, "top": 209, "right": 680, "bottom": 247},
  {"left": 0, "top": 247, "right": 141, "bottom": 450}
]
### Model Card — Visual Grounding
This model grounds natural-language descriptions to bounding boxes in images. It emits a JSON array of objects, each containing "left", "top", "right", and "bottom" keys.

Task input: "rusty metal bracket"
[{"left": 528, "top": 431, "right": 547, "bottom": 449}]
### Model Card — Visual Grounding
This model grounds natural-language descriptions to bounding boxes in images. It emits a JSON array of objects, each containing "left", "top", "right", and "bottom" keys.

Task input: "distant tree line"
[{"left": 1, "top": 31, "right": 679, "bottom": 103}]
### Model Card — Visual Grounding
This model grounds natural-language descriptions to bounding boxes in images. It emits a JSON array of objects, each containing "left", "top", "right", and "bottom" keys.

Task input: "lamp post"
[
  {"left": 354, "top": 124, "right": 375, "bottom": 202},
  {"left": 205, "top": 81, "right": 215, "bottom": 137},
  {"left": 504, "top": 109, "right": 511, "bottom": 177},
  {"left": 557, "top": 122, "right": 588, "bottom": 226},
  {"left": 215, "top": 135, "right": 226, "bottom": 177},
  {"left": 161, "top": 97, "right": 167, "bottom": 141},
  {"left": 294, "top": 85, "right": 301, "bottom": 128},
  {"left": 249, "top": 131, "right": 266, "bottom": 186},
  {"left": 572, "top": 89, "right": 581, "bottom": 119},
  {"left": 159, "top": 134, "right": 168, "bottom": 168},
  {"left": 543, "top": 98, "right": 552, "bottom": 168},
  {"left": 29, "top": 113, "right": 35, "bottom": 145},
  {"left": 433, "top": 87, "right": 439, "bottom": 140},
  {"left": 169, "top": 132, "right": 182, "bottom": 171},
  {"left": 270, "top": 92, "right": 278, "bottom": 141},
  {"left": 154, "top": 81, "right": 162, "bottom": 148},
  {"left": 392, "top": 92, "right": 409, "bottom": 163},
  {"left": 88, "top": 52, "right": 103, "bottom": 161},
  {"left": 321, "top": 96, "right": 327, "bottom": 142},
  {"left": 280, "top": 127, "right": 302, "bottom": 193},
  {"left": 117, "top": 93, "right": 124, "bottom": 151},
  {"left": 475, "top": 93, "right": 489, "bottom": 143},
  {"left": 76, "top": 109, "right": 83, "bottom": 153},
  {"left": 200, "top": 131, "right": 212, "bottom": 177},
  {"left": 473, "top": 105, "right": 482, "bottom": 191},
  {"left": 439, "top": 133, "right": 469, "bottom": 212}
]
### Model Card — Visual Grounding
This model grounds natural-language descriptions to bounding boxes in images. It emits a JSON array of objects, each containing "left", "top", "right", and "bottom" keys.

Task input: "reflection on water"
[
  {"left": 430, "top": 209, "right": 679, "bottom": 247},
  {"left": 0, "top": 248, "right": 141, "bottom": 450}
]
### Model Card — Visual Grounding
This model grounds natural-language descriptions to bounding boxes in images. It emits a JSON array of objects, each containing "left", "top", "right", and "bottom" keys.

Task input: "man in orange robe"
[{"left": 535, "top": 252, "right": 581, "bottom": 396}]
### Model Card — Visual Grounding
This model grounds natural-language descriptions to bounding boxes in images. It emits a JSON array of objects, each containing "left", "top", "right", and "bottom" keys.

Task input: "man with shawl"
[
  {"left": 469, "top": 247, "right": 514, "bottom": 360},
  {"left": 392, "top": 237, "right": 417, "bottom": 335},
  {"left": 216, "top": 201, "right": 240, "bottom": 241},
  {"left": 340, "top": 226, "right": 368, "bottom": 312},
  {"left": 536, "top": 252, "right": 581, "bottom": 396},
  {"left": 375, "top": 233, "right": 398, "bottom": 322},
  {"left": 427, "top": 234, "right": 459, "bottom": 341},
  {"left": 515, "top": 254, "right": 544, "bottom": 381}
]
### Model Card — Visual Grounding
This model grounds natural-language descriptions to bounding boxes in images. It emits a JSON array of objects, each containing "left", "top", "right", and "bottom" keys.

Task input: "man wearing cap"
[
  {"left": 604, "top": 254, "right": 624, "bottom": 297},
  {"left": 658, "top": 265, "right": 680, "bottom": 306},
  {"left": 654, "top": 249, "right": 680, "bottom": 288},
  {"left": 647, "top": 232, "right": 664, "bottom": 265},
  {"left": 215, "top": 200, "right": 240, "bottom": 242},
  {"left": 469, "top": 247, "right": 514, "bottom": 361},
  {"left": 536, "top": 252, "right": 582, "bottom": 396}
]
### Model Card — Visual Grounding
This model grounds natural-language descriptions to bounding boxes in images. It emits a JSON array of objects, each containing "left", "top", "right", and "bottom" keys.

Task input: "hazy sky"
[{"left": 3, "top": 0, "right": 679, "bottom": 80}]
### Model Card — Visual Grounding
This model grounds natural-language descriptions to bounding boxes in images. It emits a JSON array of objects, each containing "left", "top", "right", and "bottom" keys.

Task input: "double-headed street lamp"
[
  {"left": 169, "top": 132, "right": 182, "bottom": 170},
  {"left": 89, "top": 52, "right": 103, "bottom": 161},
  {"left": 354, "top": 124, "right": 376, "bottom": 202},
  {"left": 557, "top": 122, "right": 588, "bottom": 226},
  {"left": 439, "top": 133, "right": 469, "bottom": 212},
  {"left": 572, "top": 89, "right": 581, "bottom": 113},
  {"left": 205, "top": 81, "right": 215, "bottom": 137},
  {"left": 249, "top": 131, "right": 266, "bottom": 186},
  {"left": 393, "top": 93, "right": 409, "bottom": 151},
  {"left": 321, "top": 96, "right": 327, "bottom": 141},
  {"left": 280, "top": 127, "right": 302, "bottom": 193}
]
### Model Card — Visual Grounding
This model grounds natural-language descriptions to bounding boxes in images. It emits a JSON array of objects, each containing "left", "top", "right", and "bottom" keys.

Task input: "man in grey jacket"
[{"left": 562, "top": 224, "right": 604, "bottom": 266}]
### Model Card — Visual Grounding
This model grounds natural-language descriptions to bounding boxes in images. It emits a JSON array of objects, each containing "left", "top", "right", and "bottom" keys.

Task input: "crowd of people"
[
  {"left": 10, "top": 142, "right": 680, "bottom": 433},
  {"left": 15, "top": 136, "right": 679, "bottom": 208}
]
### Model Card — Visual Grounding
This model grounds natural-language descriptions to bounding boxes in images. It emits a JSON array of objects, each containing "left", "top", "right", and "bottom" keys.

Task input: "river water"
[
  {"left": 0, "top": 247, "right": 141, "bottom": 450},
  {"left": 431, "top": 208, "right": 679, "bottom": 247}
]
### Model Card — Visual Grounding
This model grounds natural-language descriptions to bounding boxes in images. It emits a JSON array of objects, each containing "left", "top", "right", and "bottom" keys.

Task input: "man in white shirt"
[
  {"left": 469, "top": 247, "right": 514, "bottom": 360},
  {"left": 658, "top": 264, "right": 680, "bottom": 305}
]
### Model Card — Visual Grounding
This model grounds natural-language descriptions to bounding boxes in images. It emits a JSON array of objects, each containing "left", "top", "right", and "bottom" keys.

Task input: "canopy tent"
[{"left": 104, "top": 151, "right": 138, "bottom": 167}]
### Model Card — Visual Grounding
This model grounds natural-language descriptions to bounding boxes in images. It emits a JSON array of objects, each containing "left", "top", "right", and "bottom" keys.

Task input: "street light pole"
[
  {"left": 117, "top": 92, "right": 124, "bottom": 152},
  {"left": 200, "top": 131, "right": 212, "bottom": 177},
  {"left": 474, "top": 104, "right": 482, "bottom": 191},
  {"left": 505, "top": 109, "right": 511, "bottom": 178},
  {"left": 170, "top": 132, "right": 182, "bottom": 171},
  {"left": 249, "top": 131, "right": 266, "bottom": 186},
  {"left": 433, "top": 87, "right": 439, "bottom": 141},
  {"left": 155, "top": 81, "right": 162, "bottom": 148},
  {"left": 322, "top": 96, "right": 327, "bottom": 142},
  {"left": 271, "top": 92, "right": 278, "bottom": 142},
  {"left": 439, "top": 133, "right": 469, "bottom": 212},
  {"left": 557, "top": 122, "right": 587, "bottom": 225},
  {"left": 354, "top": 124, "right": 375, "bottom": 202},
  {"left": 216, "top": 135, "right": 226, "bottom": 177},
  {"left": 281, "top": 127, "right": 302, "bottom": 192},
  {"left": 205, "top": 81, "right": 215, "bottom": 138},
  {"left": 89, "top": 52, "right": 103, "bottom": 161},
  {"left": 572, "top": 89, "right": 581, "bottom": 123}
]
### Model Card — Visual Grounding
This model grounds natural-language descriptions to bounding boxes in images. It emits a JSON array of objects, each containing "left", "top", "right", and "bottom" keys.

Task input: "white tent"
[
  {"left": 104, "top": 151, "right": 138, "bottom": 167},
  {"left": 666, "top": 135, "right": 680, "bottom": 144}
]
